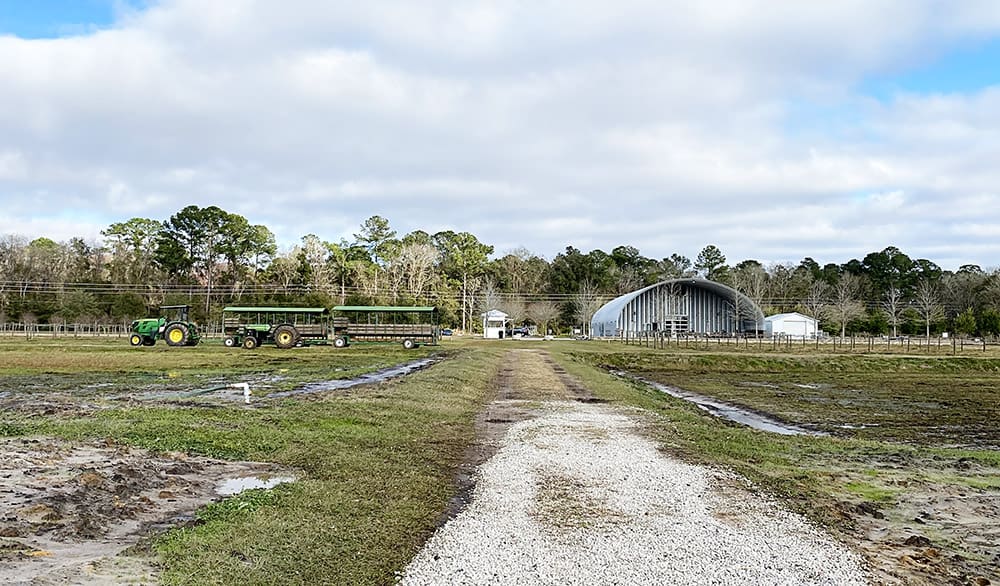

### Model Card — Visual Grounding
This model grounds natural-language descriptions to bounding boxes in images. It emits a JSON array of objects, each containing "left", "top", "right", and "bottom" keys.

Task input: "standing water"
[
  {"left": 616, "top": 371, "right": 824, "bottom": 436},
  {"left": 269, "top": 358, "right": 438, "bottom": 398}
]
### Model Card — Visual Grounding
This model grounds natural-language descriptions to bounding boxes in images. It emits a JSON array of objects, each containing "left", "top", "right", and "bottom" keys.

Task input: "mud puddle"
[
  {"left": 618, "top": 371, "right": 823, "bottom": 436},
  {"left": 268, "top": 357, "right": 437, "bottom": 398},
  {"left": 216, "top": 475, "right": 295, "bottom": 496},
  {"left": 0, "top": 437, "right": 294, "bottom": 585}
]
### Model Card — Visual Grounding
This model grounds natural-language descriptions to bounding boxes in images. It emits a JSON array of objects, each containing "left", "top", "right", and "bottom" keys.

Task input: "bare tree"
[
  {"left": 826, "top": 274, "right": 865, "bottom": 338},
  {"left": 572, "top": 281, "right": 604, "bottom": 336},
  {"left": 352, "top": 262, "right": 381, "bottom": 302},
  {"left": 941, "top": 271, "right": 984, "bottom": 317},
  {"left": 882, "top": 287, "right": 904, "bottom": 338},
  {"left": 611, "top": 264, "right": 642, "bottom": 296},
  {"left": 267, "top": 248, "right": 301, "bottom": 294},
  {"left": 800, "top": 279, "right": 828, "bottom": 330},
  {"left": 301, "top": 234, "right": 334, "bottom": 296},
  {"left": 913, "top": 279, "right": 945, "bottom": 339},
  {"left": 526, "top": 301, "right": 561, "bottom": 336},
  {"left": 732, "top": 264, "right": 767, "bottom": 333},
  {"left": 497, "top": 299, "right": 527, "bottom": 328},
  {"left": 662, "top": 281, "right": 686, "bottom": 337},
  {"left": 726, "top": 292, "right": 749, "bottom": 334},
  {"left": 766, "top": 263, "right": 795, "bottom": 312},
  {"left": 478, "top": 277, "right": 503, "bottom": 313},
  {"left": 398, "top": 243, "right": 439, "bottom": 303},
  {"left": 983, "top": 271, "right": 1000, "bottom": 311}
]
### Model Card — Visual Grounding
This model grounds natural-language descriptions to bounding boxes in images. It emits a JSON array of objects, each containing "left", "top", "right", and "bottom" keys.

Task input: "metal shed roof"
[{"left": 590, "top": 277, "right": 765, "bottom": 330}]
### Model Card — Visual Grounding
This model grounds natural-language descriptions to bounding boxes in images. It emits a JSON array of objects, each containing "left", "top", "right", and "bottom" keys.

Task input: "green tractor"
[{"left": 129, "top": 305, "right": 201, "bottom": 347}]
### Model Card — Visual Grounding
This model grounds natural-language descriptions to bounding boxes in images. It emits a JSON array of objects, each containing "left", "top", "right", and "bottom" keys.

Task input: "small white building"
[
  {"left": 482, "top": 309, "right": 509, "bottom": 339},
  {"left": 764, "top": 312, "right": 818, "bottom": 339}
]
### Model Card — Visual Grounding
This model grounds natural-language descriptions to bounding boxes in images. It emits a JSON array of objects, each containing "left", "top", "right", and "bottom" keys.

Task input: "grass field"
[
  {"left": 2, "top": 336, "right": 998, "bottom": 584},
  {"left": 0, "top": 337, "right": 502, "bottom": 584},
  {"left": 556, "top": 342, "right": 1000, "bottom": 583}
]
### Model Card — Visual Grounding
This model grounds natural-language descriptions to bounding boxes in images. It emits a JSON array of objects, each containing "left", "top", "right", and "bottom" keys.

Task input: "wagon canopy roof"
[
  {"left": 222, "top": 306, "right": 329, "bottom": 314},
  {"left": 333, "top": 306, "right": 437, "bottom": 313}
]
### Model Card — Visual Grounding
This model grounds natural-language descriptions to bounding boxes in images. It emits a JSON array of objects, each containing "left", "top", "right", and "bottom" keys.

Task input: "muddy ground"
[
  {"left": 845, "top": 460, "right": 1000, "bottom": 586},
  {"left": 0, "top": 437, "right": 292, "bottom": 585},
  {"left": 0, "top": 357, "right": 438, "bottom": 420}
]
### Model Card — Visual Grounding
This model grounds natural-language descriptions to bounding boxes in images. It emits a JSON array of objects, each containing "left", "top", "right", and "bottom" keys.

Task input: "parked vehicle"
[
  {"left": 130, "top": 305, "right": 201, "bottom": 347},
  {"left": 220, "top": 305, "right": 440, "bottom": 350},
  {"left": 332, "top": 306, "right": 439, "bottom": 349},
  {"left": 222, "top": 307, "right": 333, "bottom": 349}
]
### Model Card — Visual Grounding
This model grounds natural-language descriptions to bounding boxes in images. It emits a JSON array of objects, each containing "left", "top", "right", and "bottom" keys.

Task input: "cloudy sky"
[{"left": 2, "top": 0, "right": 1000, "bottom": 269}]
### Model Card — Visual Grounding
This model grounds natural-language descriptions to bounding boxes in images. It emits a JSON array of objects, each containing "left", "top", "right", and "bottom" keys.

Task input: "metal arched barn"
[{"left": 590, "top": 278, "right": 765, "bottom": 338}]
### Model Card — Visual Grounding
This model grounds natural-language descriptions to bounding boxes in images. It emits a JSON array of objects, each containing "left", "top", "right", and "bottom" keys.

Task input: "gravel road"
[{"left": 401, "top": 401, "right": 870, "bottom": 585}]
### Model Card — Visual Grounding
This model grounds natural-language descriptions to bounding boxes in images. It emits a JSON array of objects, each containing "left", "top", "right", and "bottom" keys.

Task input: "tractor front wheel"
[
  {"left": 164, "top": 323, "right": 189, "bottom": 347},
  {"left": 242, "top": 336, "right": 259, "bottom": 350},
  {"left": 129, "top": 334, "right": 143, "bottom": 347},
  {"left": 274, "top": 325, "right": 299, "bottom": 349}
]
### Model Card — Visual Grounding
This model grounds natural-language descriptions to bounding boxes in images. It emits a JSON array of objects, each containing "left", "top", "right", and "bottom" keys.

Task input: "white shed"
[
  {"left": 764, "top": 312, "right": 818, "bottom": 339},
  {"left": 482, "top": 309, "right": 509, "bottom": 339}
]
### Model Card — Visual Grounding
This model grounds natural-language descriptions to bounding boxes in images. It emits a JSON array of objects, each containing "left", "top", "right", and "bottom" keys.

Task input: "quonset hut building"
[{"left": 590, "top": 278, "right": 765, "bottom": 338}]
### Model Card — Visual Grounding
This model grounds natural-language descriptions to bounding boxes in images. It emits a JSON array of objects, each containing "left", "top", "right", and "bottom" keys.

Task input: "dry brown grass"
[{"left": 510, "top": 350, "right": 568, "bottom": 400}]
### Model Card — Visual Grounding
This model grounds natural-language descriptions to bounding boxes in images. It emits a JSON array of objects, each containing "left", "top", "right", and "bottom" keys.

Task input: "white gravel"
[{"left": 401, "top": 401, "right": 870, "bottom": 585}]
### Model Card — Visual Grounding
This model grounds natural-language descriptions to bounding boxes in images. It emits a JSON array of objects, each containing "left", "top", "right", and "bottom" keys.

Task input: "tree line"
[{"left": 1, "top": 205, "right": 999, "bottom": 337}]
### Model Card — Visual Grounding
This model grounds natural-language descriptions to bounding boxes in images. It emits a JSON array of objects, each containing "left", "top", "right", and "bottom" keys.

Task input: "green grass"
[
  {"left": 5, "top": 336, "right": 998, "bottom": 581},
  {"left": 0, "top": 337, "right": 504, "bottom": 585},
  {"left": 575, "top": 345, "right": 1000, "bottom": 447},
  {"left": 0, "top": 337, "right": 436, "bottom": 395}
]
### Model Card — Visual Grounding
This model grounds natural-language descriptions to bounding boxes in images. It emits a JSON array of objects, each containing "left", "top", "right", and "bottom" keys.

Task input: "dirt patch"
[
  {"left": 0, "top": 437, "right": 293, "bottom": 585},
  {"left": 844, "top": 482, "right": 1000, "bottom": 585},
  {"left": 544, "top": 355, "right": 597, "bottom": 401},
  {"left": 441, "top": 351, "right": 532, "bottom": 523},
  {"left": 531, "top": 470, "right": 627, "bottom": 531}
]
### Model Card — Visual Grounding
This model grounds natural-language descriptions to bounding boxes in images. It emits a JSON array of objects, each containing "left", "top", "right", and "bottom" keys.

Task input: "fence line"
[{"left": 614, "top": 331, "right": 997, "bottom": 355}]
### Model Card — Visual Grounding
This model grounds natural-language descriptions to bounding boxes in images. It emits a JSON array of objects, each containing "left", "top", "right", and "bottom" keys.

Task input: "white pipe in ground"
[{"left": 228, "top": 383, "right": 251, "bottom": 404}]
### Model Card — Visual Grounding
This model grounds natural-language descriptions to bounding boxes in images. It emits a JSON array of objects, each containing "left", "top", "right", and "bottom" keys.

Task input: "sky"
[{"left": 2, "top": 1, "right": 1000, "bottom": 270}]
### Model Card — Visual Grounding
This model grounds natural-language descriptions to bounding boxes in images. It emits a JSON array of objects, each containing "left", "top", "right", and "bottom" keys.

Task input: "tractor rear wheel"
[
  {"left": 274, "top": 325, "right": 299, "bottom": 349},
  {"left": 164, "top": 323, "right": 189, "bottom": 347},
  {"left": 129, "top": 334, "right": 143, "bottom": 347},
  {"left": 242, "top": 336, "right": 259, "bottom": 350}
]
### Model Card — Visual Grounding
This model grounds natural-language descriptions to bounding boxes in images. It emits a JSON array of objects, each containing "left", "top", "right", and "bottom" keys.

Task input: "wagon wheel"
[
  {"left": 129, "top": 333, "right": 143, "bottom": 347},
  {"left": 164, "top": 323, "right": 189, "bottom": 347},
  {"left": 142, "top": 336, "right": 156, "bottom": 346},
  {"left": 224, "top": 336, "right": 237, "bottom": 347},
  {"left": 273, "top": 325, "right": 299, "bottom": 349},
  {"left": 333, "top": 336, "right": 348, "bottom": 348},
  {"left": 402, "top": 338, "right": 416, "bottom": 350}
]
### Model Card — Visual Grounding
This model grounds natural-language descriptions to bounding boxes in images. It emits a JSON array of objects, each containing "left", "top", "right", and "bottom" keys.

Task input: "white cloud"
[{"left": 1, "top": 1, "right": 1000, "bottom": 269}]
